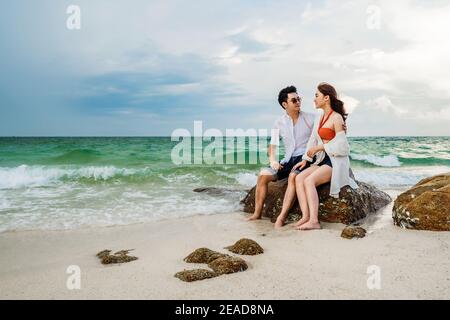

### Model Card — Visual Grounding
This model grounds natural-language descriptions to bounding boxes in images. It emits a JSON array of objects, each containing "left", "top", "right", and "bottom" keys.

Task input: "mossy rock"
[
  {"left": 96, "top": 249, "right": 138, "bottom": 264},
  {"left": 208, "top": 256, "right": 248, "bottom": 275},
  {"left": 225, "top": 238, "right": 263, "bottom": 255},
  {"left": 174, "top": 269, "right": 218, "bottom": 282},
  {"left": 183, "top": 247, "right": 226, "bottom": 263},
  {"left": 393, "top": 173, "right": 450, "bottom": 231},
  {"left": 341, "top": 226, "right": 366, "bottom": 239}
]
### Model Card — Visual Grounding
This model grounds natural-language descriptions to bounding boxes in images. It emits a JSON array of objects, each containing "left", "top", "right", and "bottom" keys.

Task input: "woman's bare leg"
[
  {"left": 299, "top": 165, "right": 332, "bottom": 230},
  {"left": 293, "top": 166, "right": 319, "bottom": 228}
]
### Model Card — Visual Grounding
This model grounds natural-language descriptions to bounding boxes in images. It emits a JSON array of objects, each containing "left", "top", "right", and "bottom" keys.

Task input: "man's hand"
[
  {"left": 270, "top": 160, "right": 282, "bottom": 171},
  {"left": 291, "top": 160, "right": 307, "bottom": 172}
]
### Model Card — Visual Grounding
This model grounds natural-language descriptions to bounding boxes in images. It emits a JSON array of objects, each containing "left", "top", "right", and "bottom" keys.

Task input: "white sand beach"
[{"left": 1, "top": 199, "right": 449, "bottom": 300}]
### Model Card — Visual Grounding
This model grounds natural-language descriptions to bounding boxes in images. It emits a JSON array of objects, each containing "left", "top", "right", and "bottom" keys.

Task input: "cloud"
[
  {"left": 69, "top": 46, "right": 231, "bottom": 113},
  {"left": 1, "top": 0, "right": 450, "bottom": 136},
  {"left": 367, "top": 95, "right": 408, "bottom": 116},
  {"left": 341, "top": 94, "right": 360, "bottom": 114},
  {"left": 227, "top": 30, "right": 272, "bottom": 55}
]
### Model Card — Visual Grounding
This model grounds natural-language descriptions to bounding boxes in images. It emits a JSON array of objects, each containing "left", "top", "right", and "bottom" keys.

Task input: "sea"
[{"left": 0, "top": 136, "right": 449, "bottom": 232}]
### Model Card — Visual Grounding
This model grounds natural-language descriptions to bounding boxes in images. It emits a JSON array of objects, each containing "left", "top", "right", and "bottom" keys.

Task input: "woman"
[{"left": 290, "top": 82, "right": 358, "bottom": 230}]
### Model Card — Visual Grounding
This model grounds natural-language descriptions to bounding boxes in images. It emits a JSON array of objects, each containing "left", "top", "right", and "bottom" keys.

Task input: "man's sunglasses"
[{"left": 289, "top": 97, "right": 302, "bottom": 104}]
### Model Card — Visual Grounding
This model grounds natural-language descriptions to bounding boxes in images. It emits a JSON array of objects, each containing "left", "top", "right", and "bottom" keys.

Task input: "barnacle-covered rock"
[
  {"left": 208, "top": 256, "right": 248, "bottom": 275},
  {"left": 96, "top": 249, "right": 138, "bottom": 264},
  {"left": 341, "top": 226, "right": 367, "bottom": 239},
  {"left": 393, "top": 173, "right": 450, "bottom": 231},
  {"left": 225, "top": 238, "right": 263, "bottom": 255},
  {"left": 183, "top": 248, "right": 226, "bottom": 264},
  {"left": 174, "top": 269, "right": 218, "bottom": 282}
]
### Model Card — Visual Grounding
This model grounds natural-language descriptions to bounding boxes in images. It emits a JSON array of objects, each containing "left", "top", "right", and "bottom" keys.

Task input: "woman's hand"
[
  {"left": 307, "top": 145, "right": 323, "bottom": 158},
  {"left": 291, "top": 160, "right": 307, "bottom": 172}
]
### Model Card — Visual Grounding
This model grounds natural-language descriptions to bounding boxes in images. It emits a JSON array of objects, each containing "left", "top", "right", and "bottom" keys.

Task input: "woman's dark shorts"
[{"left": 317, "top": 153, "right": 333, "bottom": 168}]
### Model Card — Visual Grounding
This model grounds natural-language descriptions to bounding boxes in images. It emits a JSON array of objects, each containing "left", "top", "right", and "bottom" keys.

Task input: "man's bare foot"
[
  {"left": 293, "top": 216, "right": 309, "bottom": 228},
  {"left": 274, "top": 218, "right": 285, "bottom": 229},
  {"left": 297, "top": 221, "right": 321, "bottom": 230},
  {"left": 246, "top": 213, "right": 261, "bottom": 221}
]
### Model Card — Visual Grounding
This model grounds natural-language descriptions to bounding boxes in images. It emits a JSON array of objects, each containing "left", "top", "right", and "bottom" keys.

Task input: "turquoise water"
[{"left": 0, "top": 136, "right": 449, "bottom": 232}]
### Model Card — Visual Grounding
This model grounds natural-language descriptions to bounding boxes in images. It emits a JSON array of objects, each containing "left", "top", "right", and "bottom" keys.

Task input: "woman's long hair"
[{"left": 317, "top": 82, "right": 347, "bottom": 122}]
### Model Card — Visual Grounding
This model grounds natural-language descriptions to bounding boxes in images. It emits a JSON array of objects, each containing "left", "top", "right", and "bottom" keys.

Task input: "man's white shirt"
[{"left": 270, "top": 111, "right": 316, "bottom": 164}]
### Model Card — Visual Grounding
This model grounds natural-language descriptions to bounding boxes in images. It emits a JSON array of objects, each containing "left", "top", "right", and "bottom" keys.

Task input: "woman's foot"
[
  {"left": 293, "top": 216, "right": 309, "bottom": 228},
  {"left": 246, "top": 213, "right": 261, "bottom": 221},
  {"left": 298, "top": 221, "right": 321, "bottom": 230},
  {"left": 274, "top": 218, "right": 285, "bottom": 229}
]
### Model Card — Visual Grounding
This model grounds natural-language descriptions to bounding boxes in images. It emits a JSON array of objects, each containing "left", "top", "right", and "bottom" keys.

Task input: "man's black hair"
[{"left": 278, "top": 85, "right": 297, "bottom": 109}]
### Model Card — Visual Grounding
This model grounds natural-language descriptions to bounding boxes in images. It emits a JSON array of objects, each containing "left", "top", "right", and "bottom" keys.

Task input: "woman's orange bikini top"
[{"left": 318, "top": 111, "right": 335, "bottom": 141}]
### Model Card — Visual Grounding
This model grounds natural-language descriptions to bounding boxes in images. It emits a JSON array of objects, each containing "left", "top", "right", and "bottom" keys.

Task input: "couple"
[{"left": 247, "top": 82, "right": 358, "bottom": 230}]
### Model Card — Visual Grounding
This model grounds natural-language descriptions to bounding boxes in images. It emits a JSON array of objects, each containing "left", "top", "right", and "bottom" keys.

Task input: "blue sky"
[{"left": 1, "top": 0, "right": 450, "bottom": 136}]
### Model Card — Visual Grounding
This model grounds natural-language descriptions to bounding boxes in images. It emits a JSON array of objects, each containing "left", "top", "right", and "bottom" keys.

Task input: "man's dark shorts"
[{"left": 264, "top": 154, "right": 312, "bottom": 181}]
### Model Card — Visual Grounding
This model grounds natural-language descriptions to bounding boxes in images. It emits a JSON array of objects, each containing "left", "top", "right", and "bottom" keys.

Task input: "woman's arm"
[
  {"left": 302, "top": 123, "right": 319, "bottom": 162},
  {"left": 333, "top": 113, "right": 345, "bottom": 133},
  {"left": 324, "top": 114, "right": 350, "bottom": 157}
]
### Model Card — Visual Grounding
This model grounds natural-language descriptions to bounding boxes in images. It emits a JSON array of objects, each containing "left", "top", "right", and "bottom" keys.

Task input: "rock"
[
  {"left": 96, "top": 249, "right": 138, "bottom": 264},
  {"left": 174, "top": 269, "right": 218, "bottom": 282},
  {"left": 225, "top": 238, "right": 264, "bottom": 255},
  {"left": 177, "top": 245, "right": 251, "bottom": 282},
  {"left": 241, "top": 179, "right": 391, "bottom": 225},
  {"left": 193, "top": 187, "right": 246, "bottom": 197},
  {"left": 208, "top": 256, "right": 248, "bottom": 275},
  {"left": 393, "top": 173, "right": 450, "bottom": 231},
  {"left": 183, "top": 248, "right": 227, "bottom": 264},
  {"left": 341, "top": 226, "right": 367, "bottom": 239}
]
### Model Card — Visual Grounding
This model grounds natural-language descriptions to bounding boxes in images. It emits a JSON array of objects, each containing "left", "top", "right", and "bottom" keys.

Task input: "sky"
[{"left": 1, "top": 0, "right": 450, "bottom": 136}]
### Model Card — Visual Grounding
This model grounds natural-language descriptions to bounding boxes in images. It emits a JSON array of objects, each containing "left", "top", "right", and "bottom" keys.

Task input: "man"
[{"left": 247, "top": 85, "right": 315, "bottom": 227}]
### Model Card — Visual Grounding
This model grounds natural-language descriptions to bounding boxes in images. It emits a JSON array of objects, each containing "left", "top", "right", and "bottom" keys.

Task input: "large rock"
[
  {"left": 392, "top": 173, "right": 450, "bottom": 231},
  {"left": 241, "top": 180, "right": 391, "bottom": 225}
]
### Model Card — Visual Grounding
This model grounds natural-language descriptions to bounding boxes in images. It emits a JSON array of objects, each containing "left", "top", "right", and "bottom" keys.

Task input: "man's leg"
[
  {"left": 247, "top": 169, "right": 276, "bottom": 221},
  {"left": 274, "top": 172, "right": 298, "bottom": 228}
]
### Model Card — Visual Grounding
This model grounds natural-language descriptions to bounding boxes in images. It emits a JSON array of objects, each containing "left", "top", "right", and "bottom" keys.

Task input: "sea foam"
[
  {"left": 0, "top": 165, "right": 140, "bottom": 189},
  {"left": 351, "top": 154, "right": 401, "bottom": 167}
]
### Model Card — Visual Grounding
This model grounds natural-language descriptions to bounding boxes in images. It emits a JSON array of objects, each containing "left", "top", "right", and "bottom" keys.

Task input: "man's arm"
[
  {"left": 268, "top": 144, "right": 282, "bottom": 170},
  {"left": 269, "top": 121, "right": 282, "bottom": 170}
]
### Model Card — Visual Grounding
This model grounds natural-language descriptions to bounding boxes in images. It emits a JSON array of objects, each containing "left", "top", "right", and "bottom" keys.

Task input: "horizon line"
[{"left": 0, "top": 135, "right": 449, "bottom": 138}]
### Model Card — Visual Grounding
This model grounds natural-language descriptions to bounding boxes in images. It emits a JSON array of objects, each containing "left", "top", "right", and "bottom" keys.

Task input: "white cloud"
[
  {"left": 3, "top": 0, "right": 450, "bottom": 135},
  {"left": 412, "top": 106, "right": 450, "bottom": 122},
  {"left": 367, "top": 95, "right": 408, "bottom": 116},
  {"left": 341, "top": 94, "right": 360, "bottom": 114}
]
